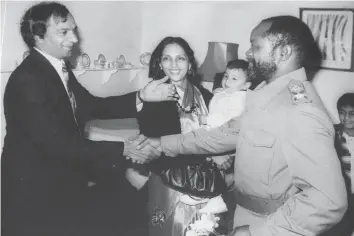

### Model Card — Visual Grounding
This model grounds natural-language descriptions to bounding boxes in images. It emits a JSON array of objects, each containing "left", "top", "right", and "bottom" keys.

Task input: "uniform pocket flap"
[{"left": 244, "top": 129, "right": 276, "bottom": 147}]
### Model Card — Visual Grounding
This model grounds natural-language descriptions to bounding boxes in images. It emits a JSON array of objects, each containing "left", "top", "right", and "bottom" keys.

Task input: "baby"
[
  {"left": 198, "top": 60, "right": 251, "bottom": 221},
  {"left": 199, "top": 59, "right": 250, "bottom": 176},
  {"left": 199, "top": 59, "right": 250, "bottom": 129}
]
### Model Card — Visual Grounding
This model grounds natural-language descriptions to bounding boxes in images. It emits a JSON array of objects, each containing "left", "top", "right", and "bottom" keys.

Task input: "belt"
[{"left": 230, "top": 188, "right": 286, "bottom": 215}]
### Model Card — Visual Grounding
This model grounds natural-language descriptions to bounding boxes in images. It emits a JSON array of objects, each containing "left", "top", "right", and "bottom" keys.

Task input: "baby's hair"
[
  {"left": 225, "top": 59, "right": 251, "bottom": 83},
  {"left": 226, "top": 59, "right": 248, "bottom": 71},
  {"left": 337, "top": 93, "right": 354, "bottom": 110}
]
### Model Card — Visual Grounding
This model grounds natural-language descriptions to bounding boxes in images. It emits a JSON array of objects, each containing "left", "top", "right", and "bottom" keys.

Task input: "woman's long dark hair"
[{"left": 149, "top": 36, "right": 201, "bottom": 85}]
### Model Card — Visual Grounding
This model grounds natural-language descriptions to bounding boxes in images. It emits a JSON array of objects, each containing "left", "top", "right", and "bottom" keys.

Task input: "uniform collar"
[{"left": 247, "top": 67, "right": 307, "bottom": 110}]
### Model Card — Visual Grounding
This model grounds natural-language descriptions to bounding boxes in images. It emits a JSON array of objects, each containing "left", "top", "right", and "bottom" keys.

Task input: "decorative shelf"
[
  {"left": 72, "top": 66, "right": 143, "bottom": 84},
  {"left": 0, "top": 70, "right": 14, "bottom": 74},
  {"left": 73, "top": 66, "right": 142, "bottom": 71},
  {"left": 1, "top": 65, "right": 147, "bottom": 100},
  {"left": 1, "top": 66, "right": 143, "bottom": 74},
  {"left": 1, "top": 66, "right": 144, "bottom": 85}
]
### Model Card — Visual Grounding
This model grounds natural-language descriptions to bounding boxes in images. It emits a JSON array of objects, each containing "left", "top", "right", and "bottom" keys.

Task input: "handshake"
[
  {"left": 123, "top": 134, "right": 234, "bottom": 171},
  {"left": 123, "top": 135, "right": 164, "bottom": 164}
]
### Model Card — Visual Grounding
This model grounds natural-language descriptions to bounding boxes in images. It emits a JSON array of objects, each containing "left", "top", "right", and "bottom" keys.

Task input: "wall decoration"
[
  {"left": 300, "top": 8, "right": 354, "bottom": 71},
  {"left": 81, "top": 53, "right": 91, "bottom": 68},
  {"left": 140, "top": 52, "right": 151, "bottom": 66}
]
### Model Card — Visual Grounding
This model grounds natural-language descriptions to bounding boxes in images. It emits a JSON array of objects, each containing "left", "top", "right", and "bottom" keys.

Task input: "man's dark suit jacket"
[{"left": 1, "top": 49, "right": 144, "bottom": 236}]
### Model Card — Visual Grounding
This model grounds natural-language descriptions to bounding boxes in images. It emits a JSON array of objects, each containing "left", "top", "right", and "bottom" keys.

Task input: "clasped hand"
[{"left": 124, "top": 135, "right": 162, "bottom": 164}]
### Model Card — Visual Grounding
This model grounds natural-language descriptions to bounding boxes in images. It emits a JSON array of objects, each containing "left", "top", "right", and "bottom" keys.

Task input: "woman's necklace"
[
  {"left": 176, "top": 100, "right": 199, "bottom": 114},
  {"left": 175, "top": 85, "right": 199, "bottom": 114}
]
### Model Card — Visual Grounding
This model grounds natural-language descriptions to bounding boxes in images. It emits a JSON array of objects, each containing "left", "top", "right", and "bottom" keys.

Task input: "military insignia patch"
[{"left": 288, "top": 82, "right": 311, "bottom": 104}]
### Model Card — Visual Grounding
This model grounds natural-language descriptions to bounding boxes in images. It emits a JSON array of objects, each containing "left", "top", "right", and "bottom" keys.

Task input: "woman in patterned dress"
[{"left": 137, "top": 36, "right": 218, "bottom": 236}]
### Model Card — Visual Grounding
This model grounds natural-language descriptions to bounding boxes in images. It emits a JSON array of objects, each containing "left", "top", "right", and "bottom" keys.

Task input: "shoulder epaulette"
[{"left": 288, "top": 80, "right": 312, "bottom": 105}]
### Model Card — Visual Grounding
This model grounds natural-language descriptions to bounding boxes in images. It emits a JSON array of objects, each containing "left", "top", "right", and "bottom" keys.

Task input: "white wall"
[
  {"left": 140, "top": 1, "right": 354, "bottom": 123},
  {"left": 1, "top": 1, "right": 38, "bottom": 72},
  {"left": 65, "top": 1, "right": 142, "bottom": 66}
]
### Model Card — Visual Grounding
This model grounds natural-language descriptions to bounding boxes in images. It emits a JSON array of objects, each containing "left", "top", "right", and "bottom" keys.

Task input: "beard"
[{"left": 247, "top": 57, "right": 277, "bottom": 88}]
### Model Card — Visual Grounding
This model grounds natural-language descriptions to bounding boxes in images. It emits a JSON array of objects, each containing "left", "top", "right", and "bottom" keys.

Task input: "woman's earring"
[{"left": 187, "top": 69, "right": 194, "bottom": 76}]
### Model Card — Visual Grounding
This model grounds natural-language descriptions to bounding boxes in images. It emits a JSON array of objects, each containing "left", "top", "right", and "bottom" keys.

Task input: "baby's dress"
[
  {"left": 206, "top": 89, "right": 246, "bottom": 128},
  {"left": 202, "top": 88, "right": 245, "bottom": 233}
]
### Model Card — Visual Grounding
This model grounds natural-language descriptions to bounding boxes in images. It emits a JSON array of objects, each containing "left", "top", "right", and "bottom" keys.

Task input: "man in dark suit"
[{"left": 1, "top": 2, "right": 177, "bottom": 236}]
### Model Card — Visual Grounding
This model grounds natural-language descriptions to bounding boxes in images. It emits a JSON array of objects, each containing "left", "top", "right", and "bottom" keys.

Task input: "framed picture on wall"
[{"left": 300, "top": 8, "right": 354, "bottom": 72}]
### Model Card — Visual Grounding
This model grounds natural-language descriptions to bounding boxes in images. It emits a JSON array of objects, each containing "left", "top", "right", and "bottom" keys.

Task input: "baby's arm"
[
  {"left": 204, "top": 113, "right": 230, "bottom": 128},
  {"left": 199, "top": 113, "right": 230, "bottom": 129}
]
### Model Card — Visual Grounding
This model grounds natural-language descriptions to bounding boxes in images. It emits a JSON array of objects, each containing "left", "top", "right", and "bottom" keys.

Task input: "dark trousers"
[
  {"left": 2, "top": 180, "right": 149, "bottom": 236},
  {"left": 84, "top": 179, "right": 149, "bottom": 236}
]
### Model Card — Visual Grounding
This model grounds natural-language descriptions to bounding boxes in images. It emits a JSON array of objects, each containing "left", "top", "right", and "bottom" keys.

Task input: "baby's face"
[
  {"left": 339, "top": 105, "right": 354, "bottom": 130},
  {"left": 221, "top": 68, "right": 247, "bottom": 90}
]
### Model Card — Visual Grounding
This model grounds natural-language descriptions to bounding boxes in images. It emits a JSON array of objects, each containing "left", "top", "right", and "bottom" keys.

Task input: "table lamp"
[{"left": 198, "top": 42, "right": 239, "bottom": 85}]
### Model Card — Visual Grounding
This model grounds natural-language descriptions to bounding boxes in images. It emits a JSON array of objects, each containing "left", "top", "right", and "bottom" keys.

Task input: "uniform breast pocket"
[{"left": 236, "top": 129, "right": 276, "bottom": 185}]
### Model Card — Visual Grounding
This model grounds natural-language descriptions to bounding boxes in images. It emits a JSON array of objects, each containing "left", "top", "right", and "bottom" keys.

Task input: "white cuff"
[{"left": 136, "top": 102, "right": 143, "bottom": 112}]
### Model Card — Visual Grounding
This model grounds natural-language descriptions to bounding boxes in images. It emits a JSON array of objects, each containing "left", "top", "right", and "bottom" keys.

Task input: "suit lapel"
[
  {"left": 30, "top": 50, "right": 81, "bottom": 134},
  {"left": 31, "top": 50, "right": 71, "bottom": 104}
]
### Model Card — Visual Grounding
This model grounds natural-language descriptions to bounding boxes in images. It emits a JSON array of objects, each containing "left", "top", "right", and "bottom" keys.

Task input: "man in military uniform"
[{"left": 132, "top": 15, "right": 348, "bottom": 236}]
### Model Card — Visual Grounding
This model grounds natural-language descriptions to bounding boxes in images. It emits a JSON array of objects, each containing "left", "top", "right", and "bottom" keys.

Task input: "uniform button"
[{"left": 112, "top": 165, "right": 116, "bottom": 168}]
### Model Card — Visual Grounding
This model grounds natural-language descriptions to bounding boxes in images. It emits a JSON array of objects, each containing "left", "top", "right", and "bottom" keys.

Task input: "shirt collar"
[
  {"left": 34, "top": 47, "right": 65, "bottom": 76},
  {"left": 247, "top": 67, "right": 307, "bottom": 110}
]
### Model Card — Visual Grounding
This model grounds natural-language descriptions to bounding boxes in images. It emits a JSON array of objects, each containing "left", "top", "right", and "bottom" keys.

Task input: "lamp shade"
[{"left": 198, "top": 42, "right": 239, "bottom": 82}]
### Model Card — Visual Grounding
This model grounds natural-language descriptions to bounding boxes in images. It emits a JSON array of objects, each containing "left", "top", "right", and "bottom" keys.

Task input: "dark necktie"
[{"left": 62, "top": 62, "right": 77, "bottom": 113}]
